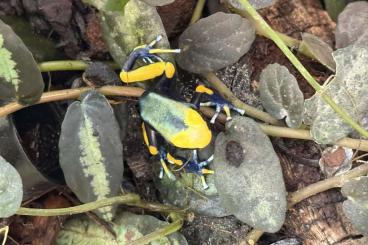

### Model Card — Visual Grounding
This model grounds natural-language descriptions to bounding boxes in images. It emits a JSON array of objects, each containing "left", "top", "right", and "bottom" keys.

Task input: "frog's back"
[{"left": 139, "top": 92, "right": 211, "bottom": 149}]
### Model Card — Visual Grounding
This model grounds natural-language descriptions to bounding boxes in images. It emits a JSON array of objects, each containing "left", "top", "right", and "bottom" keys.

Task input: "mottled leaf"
[
  {"left": 304, "top": 45, "right": 368, "bottom": 144},
  {"left": 0, "top": 155, "right": 23, "bottom": 218},
  {"left": 0, "top": 19, "right": 44, "bottom": 105},
  {"left": 59, "top": 90, "right": 123, "bottom": 221},
  {"left": 341, "top": 177, "right": 368, "bottom": 235},
  {"left": 176, "top": 12, "right": 255, "bottom": 74},
  {"left": 55, "top": 212, "right": 188, "bottom": 244},
  {"left": 299, "top": 32, "right": 335, "bottom": 72},
  {"left": 228, "top": 0, "right": 276, "bottom": 10},
  {"left": 335, "top": 1, "right": 368, "bottom": 48},
  {"left": 140, "top": 0, "right": 174, "bottom": 6},
  {"left": 213, "top": 116, "right": 287, "bottom": 233},
  {"left": 259, "top": 63, "right": 304, "bottom": 128},
  {"left": 99, "top": 0, "right": 171, "bottom": 64}
]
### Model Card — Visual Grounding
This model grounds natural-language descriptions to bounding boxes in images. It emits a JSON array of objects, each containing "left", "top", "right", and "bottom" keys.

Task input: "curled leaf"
[
  {"left": 59, "top": 90, "right": 123, "bottom": 221},
  {"left": 0, "top": 19, "right": 44, "bottom": 105},
  {"left": 213, "top": 116, "right": 287, "bottom": 232},
  {"left": 176, "top": 12, "right": 255, "bottom": 74},
  {"left": 299, "top": 32, "right": 335, "bottom": 72},
  {"left": 0, "top": 155, "right": 23, "bottom": 218},
  {"left": 99, "top": 0, "right": 171, "bottom": 64},
  {"left": 259, "top": 63, "right": 304, "bottom": 128},
  {"left": 335, "top": 1, "right": 368, "bottom": 48},
  {"left": 304, "top": 45, "right": 368, "bottom": 144},
  {"left": 341, "top": 177, "right": 368, "bottom": 235}
]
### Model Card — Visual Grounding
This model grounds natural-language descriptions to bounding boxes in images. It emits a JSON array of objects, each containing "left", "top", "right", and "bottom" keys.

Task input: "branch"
[{"left": 38, "top": 60, "right": 119, "bottom": 72}]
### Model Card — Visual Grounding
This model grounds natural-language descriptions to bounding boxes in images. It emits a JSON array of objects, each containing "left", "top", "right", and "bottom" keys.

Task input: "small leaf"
[
  {"left": 0, "top": 155, "right": 23, "bottom": 218},
  {"left": 335, "top": 1, "right": 368, "bottom": 48},
  {"left": 213, "top": 116, "right": 287, "bottom": 233},
  {"left": 176, "top": 12, "right": 255, "bottom": 74},
  {"left": 299, "top": 32, "right": 335, "bottom": 72},
  {"left": 341, "top": 177, "right": 368, "bottom": 235},
  {"left": 259, "top": 63, "right": 304, "bottom": 128},
  {"left": 99, "top": 0, "right": 171, "bottom": 65},
  {"left": 140, "top": 0, "right": 174, "bottom": 6},
  {"left": 304, "top": 45, "right": 368, "bottom": 144},
  {"left": 55, "top": 212, "right": 188, "bottom": 244},
  {"left": 104, "top": 0, "right": 129, "bottom": 11},
  {"left": 59, "top": 90, "right": 123, "bottom": 221},
  {"left": 0, "top": 19, "right": 44, "bottom": 105}
]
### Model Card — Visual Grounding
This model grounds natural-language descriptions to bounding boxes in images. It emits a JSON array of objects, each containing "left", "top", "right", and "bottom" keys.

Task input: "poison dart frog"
[{"left": 120, "top": 36, "right": 245, "bottom": 189}]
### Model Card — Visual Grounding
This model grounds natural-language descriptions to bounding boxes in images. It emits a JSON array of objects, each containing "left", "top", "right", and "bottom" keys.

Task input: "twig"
[
  {"left": 16, "top": 194, "right": 140, "bottom": 216},
  {"left": 237, "top": 0, "right": 368, "bottom": 139},
  {"left": 242, "top": 162, "right": 368, "bottom": 244},
  {"left": 0, "top": 226, "right": 9, "bottom": 245},
  {"left": 38, "top": 60, "right": 119, "bottom": 72}
]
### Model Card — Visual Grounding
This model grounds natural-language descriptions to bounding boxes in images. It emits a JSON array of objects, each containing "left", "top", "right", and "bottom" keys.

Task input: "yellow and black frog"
[{"left": 120, "top": 36, "right": 245, "bottom": 189}]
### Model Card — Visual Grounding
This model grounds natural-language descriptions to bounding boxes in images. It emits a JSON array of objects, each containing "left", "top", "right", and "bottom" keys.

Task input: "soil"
[{"left": 0, "top": 0, "right": 367, "bottom": 244}]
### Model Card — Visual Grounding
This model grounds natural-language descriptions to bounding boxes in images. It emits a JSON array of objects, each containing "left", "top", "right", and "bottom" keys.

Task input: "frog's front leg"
[
  {"left": 192, "top": 85, "right": 245, "bottom": 123},
  {"left": 142, "top": 122, "right": 176, "bottom": 180}
]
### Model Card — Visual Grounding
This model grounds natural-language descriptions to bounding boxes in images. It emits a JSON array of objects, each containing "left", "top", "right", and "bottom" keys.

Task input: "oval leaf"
[
  {"left": 213, "top": 116, "right": 287, "bottom": 232},
  {"left": 299, "top": 32, "right": 335, "bottom": 72},
  {"left": 259, "top": 63, "right": 304, "bottom": 128},
  {"left": 0, "top": 155, "right": 23, "bottom": 218},
  {"left": 341, "top": 177, "right": 368, "bottom": 235},
  {"left": 176, "top": 12, "right": 255, "bottom": 74},
  {"left": 55, "top": 212, "right": 188, "bottom": 244},
  {"left": 59, "top": 90, "right": 123, "bottom": 221},
  {"left": 100, "top": 0, "right": 171, "bottom": 64},
  {"left": 335, "top": 1, "right": 368, "bottom": 48},
  {"left": 304, "top": 45, "right": 368, "bottom": 144},
  {"left": 140, "top": 0, "right": 174, "bottom": 6},
  {"left": 0, "top": 19, "right": 44, "bottom": 105}
]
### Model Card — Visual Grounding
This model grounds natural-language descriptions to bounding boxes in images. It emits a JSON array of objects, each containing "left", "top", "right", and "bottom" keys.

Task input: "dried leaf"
[
  {"left": 176, "top": 12, "right": 255, "bottom": 73},
  {"left": 140, "top": 0, "right": 174, "bottom": 6},
  {"left": 0, "top": 19, "right": 44, "bottom": 105},
  {"left": 99, "top": 0, "right": 171, "bottom": 64},
  {"left": 55, "top": 212, "right": 188, "bottom": 244},
  {"left": 304, "top": 45, "right": 368, "bottom": 144},
  {"left": 0, "top": 155, "right": 23, "bottom": 218},
  {"left": 259, "top": 63, "right": 304, "bottom": 128},
  {"left": 59, "top": 90, "right": 123, "bottom": 221},
  {"left": 213, "top": 116, "right": 287, "bottom": 232},
  {"left": 341, "top": 177, "right": 368, "bottom": 235},
  {"left": 319, "top": 146, "right": 352, "bottom": 177},
  {"left": 335, "top": 1, "right": 368, "bottom": 48},
  {"left": 299, "top": 32, "right": 335, "bottom": 72}
]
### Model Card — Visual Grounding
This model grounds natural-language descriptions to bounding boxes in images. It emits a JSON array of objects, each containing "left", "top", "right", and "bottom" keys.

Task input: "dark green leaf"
[
  {"left": 59, "top": 90, "right": 123, "bottom": 221},
  {"left": 176, "top": 12, "right": 255, "bottom": 74}
]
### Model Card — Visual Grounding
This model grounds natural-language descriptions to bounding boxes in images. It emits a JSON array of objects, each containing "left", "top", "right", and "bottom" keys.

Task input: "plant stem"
[
  {"left": 242, "top": 162, "right": 368, "bottom": 244},
  {"left": 38, "top": 60, "right": 119, "bottom": 72},
  {"left": 2, "top": 87, "right": 368, "bottom": 151},
  {"left": 127, "top": 213, "right": 183, "bottom": 245},
  {"left": 237, "top": 0, "right": 368, "bottom": 139},
  {"left": 190, "top": 0, "right": 206, "bottom": 24},
  {"left": 16, "top": 194, "right": 140, "bottom": 216}
]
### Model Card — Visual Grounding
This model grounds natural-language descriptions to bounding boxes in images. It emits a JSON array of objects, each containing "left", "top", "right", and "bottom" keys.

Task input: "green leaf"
[
  {"left": 341, "top": 177, "right": 368, "bottom": 235},
  {"left": 104, "top": 0, "right": 129, "bottom": 11},
  {"left": 140, "top": 0, "right": 174, "bottom": 6},
  {"left": 213, "top": 116, "right": 287, "bottom": 233},
  {"left": 304, "top": 45, "right": 368, "bottom": 144},
  {"left": 55, "top": 212, "right": 188, "bottom": 245},
  {"left": 176, "top": 12, "right": 255, "bottom": 74},
  {"left": 259, "top": 63, "right": 304, "bottom": 128},
  {"left": 59, "top": 90, "right": 123, "bottom": 221},
  {"left": 0, "top": 19, "right": 44, "bottom": 105},
  {"left": 0, "top": 155, "right": 23, "bottom": 218}
]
